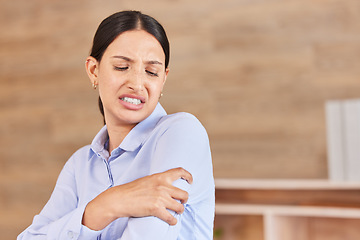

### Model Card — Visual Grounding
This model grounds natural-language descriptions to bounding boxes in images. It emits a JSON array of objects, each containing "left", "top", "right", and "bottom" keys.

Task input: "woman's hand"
[{"left": 82, "top": 167, "right": 193, "bottom": 231}]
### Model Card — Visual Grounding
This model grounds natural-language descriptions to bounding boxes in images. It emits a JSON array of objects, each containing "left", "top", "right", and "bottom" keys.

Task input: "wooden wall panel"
[
  {"left": 1, "top": 0, "right": 360, "bottom": 238},
  {"left": 214, "top": 215, "right": 264, "bottom": 240}
]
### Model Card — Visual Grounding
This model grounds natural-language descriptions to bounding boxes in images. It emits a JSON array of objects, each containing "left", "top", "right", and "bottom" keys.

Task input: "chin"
[{"left": 120, "top": 115, "right": 147, "bottom": 125}]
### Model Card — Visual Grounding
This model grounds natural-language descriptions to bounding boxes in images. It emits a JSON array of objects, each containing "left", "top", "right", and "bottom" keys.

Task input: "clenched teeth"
[{"left": 121, "top": 97, "right": 142, "bottom": 105}]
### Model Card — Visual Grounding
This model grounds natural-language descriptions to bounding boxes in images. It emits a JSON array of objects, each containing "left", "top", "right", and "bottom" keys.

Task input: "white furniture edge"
[
  {"left": 215, "top": 178, "right": 360, "bottom": 190},
  {"left": 215, "top": 203, "right": 360, "bottom": 219}
]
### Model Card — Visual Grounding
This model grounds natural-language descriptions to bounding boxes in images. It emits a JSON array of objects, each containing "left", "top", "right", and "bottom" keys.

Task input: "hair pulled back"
[{"left": 89, "top": 11, "right": 170, "bottom": 123}]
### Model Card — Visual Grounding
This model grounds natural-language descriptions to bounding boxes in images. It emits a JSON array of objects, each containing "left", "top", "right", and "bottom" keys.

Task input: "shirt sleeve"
[
  {"left": 17, "top": 152, "right": 103, "bottom": 240},
  {"left": 120, "top": 113, "right": 214, "bottom": 239}
]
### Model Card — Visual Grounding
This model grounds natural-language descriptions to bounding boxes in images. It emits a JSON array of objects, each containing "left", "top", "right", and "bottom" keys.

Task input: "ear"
[
  {"left": 85, "top": 56, "right": 99, "bottom": 86},
  {"left": 162, "top": 67, "right": 169, "bottom": 89}
]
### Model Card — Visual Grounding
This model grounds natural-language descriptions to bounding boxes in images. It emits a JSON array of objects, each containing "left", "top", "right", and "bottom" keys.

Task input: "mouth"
[{"left": 120, "top": 96, "right": 143, "bottom": 105}]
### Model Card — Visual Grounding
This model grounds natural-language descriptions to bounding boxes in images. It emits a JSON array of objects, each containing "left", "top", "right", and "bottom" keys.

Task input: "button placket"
[
  {"left": 67, "top": 231, "right": 75, "bottom": 239},
  {"left": 103, "top": 159, "right": 114, "bottom": 188}
]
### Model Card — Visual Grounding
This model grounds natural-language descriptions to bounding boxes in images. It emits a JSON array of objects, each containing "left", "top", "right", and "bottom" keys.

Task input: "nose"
[{"left": 126, "top": 66, "right": 144, "bottom": 93}]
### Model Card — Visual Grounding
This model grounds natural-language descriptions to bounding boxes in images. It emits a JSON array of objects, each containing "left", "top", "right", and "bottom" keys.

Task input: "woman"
[{"left": 18, "top": 10, "right": 214, "bottom": 239}]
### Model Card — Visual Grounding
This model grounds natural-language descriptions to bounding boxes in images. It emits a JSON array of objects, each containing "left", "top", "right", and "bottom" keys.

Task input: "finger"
[
  {"left": 166, "top": 198, "right": 185, "bottom": 214},
  {"left": 169, "top": 187, "right": 189, "bottom": 204},
  {"left": 165, "top": 167, "right": 193, "bottom": 184},
  {"left": 156, "top": 208, "right": 178, "bottom": 226}
]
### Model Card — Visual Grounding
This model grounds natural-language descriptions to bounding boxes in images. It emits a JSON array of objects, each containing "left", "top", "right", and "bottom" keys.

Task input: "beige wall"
[{"left": 1, "top": 0, "right": 360, "bottom": 238}]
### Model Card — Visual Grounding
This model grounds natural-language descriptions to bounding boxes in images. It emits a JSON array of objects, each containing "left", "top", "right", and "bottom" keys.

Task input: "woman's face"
[{"left": 87, "top": 30, "right": 168, "bottom": 128}]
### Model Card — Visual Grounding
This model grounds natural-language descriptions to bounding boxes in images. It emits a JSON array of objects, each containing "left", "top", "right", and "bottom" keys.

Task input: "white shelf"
[
  {"left": 215, "top": 178, "right": 360, "bottom": 190},
  {"left": 214, "top": 179, "right": 360, "bottom": 240},
  {"left": 216, "top": 203, "right": 360, "bottom": 219}
]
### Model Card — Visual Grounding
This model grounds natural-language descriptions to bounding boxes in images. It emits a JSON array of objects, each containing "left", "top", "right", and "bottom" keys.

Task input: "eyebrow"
[
  {"left": 112, "top": 55, "right": 133, "bottom": 62},
  {"left": 112, "top": 55, "right": 163, "bottom": 66},
  {"left": 145, "top": 60, "right": 163, "bottom": 66}
]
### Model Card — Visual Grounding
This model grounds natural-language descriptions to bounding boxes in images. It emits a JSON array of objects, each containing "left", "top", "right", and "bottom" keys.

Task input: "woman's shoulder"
[
  {"left": 157, "top": 111, "right": 206, "bottom": 133},
  {"left": 147, "top": 111, "right": 210, "bottom": 149}
]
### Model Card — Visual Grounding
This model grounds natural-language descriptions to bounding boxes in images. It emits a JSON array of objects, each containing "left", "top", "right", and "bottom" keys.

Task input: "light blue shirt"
[{"left": 18, "top": 103, "right": 215, "bottom": 240}]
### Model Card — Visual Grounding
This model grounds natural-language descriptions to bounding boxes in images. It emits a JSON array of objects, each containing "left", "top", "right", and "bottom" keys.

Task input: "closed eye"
[
  {"left": 146, "top": 70, "right": 158, "bottom": 77},
  {"left": 114, "top": 66, "right": 128, "bottom": 71}
]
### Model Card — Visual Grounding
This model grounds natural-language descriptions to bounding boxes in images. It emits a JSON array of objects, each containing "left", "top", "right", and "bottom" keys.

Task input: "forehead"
[{"left": 104, "top": 30, "right": 165, "bottom": 61}]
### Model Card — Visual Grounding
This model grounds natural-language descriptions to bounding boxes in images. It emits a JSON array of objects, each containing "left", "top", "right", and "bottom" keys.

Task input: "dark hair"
[{"left": 90, "top": 10, "right": 170, "bottom": 124}]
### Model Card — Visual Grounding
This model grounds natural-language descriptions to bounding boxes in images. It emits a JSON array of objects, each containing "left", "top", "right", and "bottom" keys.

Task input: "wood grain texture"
[
  {"left": 216, "top": 188, "right": 360, "bottom": 208},
  {"left": 1, "top": 0, "right": 360, "bottom": 239},
  {"left": 214, "top": 215, "right": 264, "bottom": 240},
  {"left": 273, "top": 216, "right": 360, "bottom": 240}
]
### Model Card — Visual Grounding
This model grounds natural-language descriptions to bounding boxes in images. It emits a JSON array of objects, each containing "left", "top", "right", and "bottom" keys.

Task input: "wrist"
[{"left": 82, "top": 198, "right": 116, "bottom": 231}]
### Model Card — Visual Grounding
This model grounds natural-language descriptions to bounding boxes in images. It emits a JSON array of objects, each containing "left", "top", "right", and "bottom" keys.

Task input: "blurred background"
[{"left": 1, "top": 0, "right": 360, "bottom": 239}]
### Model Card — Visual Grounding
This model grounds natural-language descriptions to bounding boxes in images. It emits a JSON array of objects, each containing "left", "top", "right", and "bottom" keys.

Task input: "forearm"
[
  {"left": 82, "top": 188, "right": 120, "bottom": 231},
  {"left": 82, "top": 169, "right": 191, "bottom": 230},
  {"left": 18, "top": 204, "right": 101, "bottom": 240}
]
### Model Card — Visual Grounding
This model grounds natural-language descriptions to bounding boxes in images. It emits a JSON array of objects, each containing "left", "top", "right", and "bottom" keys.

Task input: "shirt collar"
[
  {"left": 90, "top": 103, "right": 167, "bottom": 158},
  {"left": 89, "top": 125, "right": 109, "bottom": 160},
  {"left": 120, "top": 103, "right": 167, "bottom": 151}
]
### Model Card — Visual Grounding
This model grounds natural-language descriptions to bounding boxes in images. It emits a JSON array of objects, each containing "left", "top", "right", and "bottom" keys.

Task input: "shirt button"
[{"left": 67, "top": 231, "right": 75, "bottom": 239}]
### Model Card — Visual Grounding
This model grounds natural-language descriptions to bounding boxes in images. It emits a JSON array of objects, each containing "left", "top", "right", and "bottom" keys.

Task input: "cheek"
[
  {"left": 98, "top": 76, "right": 118, "bottom": 100},
  {"left": 147, "top": 81, "right": 163, "bottom": 95},
  {"left": 98, "top": 72, "right": 123, "bottom": 92}
]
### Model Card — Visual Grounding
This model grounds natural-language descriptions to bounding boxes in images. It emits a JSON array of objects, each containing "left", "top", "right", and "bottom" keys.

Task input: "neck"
[{"left": 106, "top": 122, "right": 136, "bottom": 154}]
